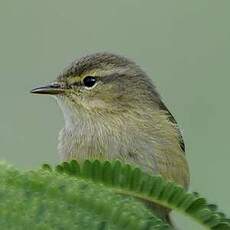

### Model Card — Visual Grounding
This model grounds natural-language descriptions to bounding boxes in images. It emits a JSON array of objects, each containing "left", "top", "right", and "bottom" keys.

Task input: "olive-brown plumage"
[{"left": 31, "top": 52, "right": 190, "bottom": 223}]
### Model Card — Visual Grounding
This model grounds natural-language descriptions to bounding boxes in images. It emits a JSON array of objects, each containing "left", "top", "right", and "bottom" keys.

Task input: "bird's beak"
[{"left": 30, "top": 82, "right": 65, "bottom": 95}]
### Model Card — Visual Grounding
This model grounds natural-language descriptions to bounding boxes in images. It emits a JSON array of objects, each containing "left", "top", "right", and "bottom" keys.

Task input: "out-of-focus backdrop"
[{"left": 0, "top": 1, "right": 229, "bottom": 228}]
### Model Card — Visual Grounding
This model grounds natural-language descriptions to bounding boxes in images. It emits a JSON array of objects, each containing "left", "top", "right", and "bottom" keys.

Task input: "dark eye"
[{"left": 83, "top": 76, "right": 97, "bottom": 87}]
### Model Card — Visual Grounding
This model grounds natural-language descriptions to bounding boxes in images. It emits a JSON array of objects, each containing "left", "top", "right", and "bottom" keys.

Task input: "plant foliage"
[
  {"left": 0, "top": 160, "right": 229, "bottom": 230},
  {"left": 49, "top": 160, "right": 230, "bottom": 230},
  {"left": 0, "top": 162, "right": 170, "bottom": 230}
]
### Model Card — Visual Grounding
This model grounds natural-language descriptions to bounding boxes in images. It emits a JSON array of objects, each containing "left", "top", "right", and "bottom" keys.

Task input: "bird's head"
[{"left": 31, "top": 53, "right": 160, "bottom": 123}]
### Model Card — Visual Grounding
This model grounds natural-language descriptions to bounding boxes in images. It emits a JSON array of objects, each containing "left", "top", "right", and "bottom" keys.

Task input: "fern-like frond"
[{"left": 44, "top": 160, "right": 230, "bottom": 230}]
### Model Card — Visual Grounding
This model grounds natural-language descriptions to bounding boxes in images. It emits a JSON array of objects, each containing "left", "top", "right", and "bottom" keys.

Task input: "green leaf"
[
  {"left": 49, "top": 160, "right": 230, "bottom": 230},
  {"left": 0, "top": 162, "right": 170, "bottom": 230},
  {"left": 1, "top": 159, "right": 229, "bottom": 230}
]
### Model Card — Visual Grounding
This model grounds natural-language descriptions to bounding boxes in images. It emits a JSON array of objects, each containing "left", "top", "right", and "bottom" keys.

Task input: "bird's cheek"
[{"left": 83, "top": 98, "right": 108, "bottom": 109}]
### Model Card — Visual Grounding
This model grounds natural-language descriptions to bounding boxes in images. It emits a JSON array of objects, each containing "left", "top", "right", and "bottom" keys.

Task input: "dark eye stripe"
[
  {"left": 70, "top": 76, "right": 97, "bottom": 88},
  {"left": 71, "top": 81, "right": 81, "bottom": 87}
]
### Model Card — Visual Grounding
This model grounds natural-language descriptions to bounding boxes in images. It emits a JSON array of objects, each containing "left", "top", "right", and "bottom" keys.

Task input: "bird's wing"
[
  {"left": 159, "top": 101, "right": 185, "bottom": 152},
  {"left": 155, "top": 101, "right": 189, "bottom": 188},
  {"left": 154, "top": 148, "right": 190, "bottom": 188}
]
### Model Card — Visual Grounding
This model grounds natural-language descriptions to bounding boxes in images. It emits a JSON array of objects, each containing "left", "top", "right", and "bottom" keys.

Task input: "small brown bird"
[{"left": 31, "top": 53, "right": 189, "bottom": 223}]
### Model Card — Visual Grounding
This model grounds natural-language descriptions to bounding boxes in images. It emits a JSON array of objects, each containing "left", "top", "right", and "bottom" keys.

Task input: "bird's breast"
[
  {"left": 58, "top": 124, "right": 158, "bottom": 174},
  {"left": 57, "top": 112, "right": 189, "bottom": 188}
]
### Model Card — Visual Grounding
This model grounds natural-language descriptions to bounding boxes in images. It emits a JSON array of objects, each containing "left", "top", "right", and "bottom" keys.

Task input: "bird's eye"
[{"left": 83, "top": 76, "right": 97, "bottom": 87}]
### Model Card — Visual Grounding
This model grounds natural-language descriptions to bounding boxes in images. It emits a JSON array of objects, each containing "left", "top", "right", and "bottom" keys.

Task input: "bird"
[{"left": 31, "top": 52, "right": 190, "bottom": 224}]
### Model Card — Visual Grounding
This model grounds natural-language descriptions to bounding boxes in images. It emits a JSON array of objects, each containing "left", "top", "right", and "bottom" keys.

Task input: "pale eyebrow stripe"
[
  {"left": 66, "top": 66, "right": 130, "bottom": 85},
  {"left": 88, "top": 66, "right": 130, "bottom": 77}
]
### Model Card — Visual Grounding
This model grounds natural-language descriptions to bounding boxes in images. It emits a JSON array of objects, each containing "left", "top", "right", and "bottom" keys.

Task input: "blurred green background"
[{"left": 0, "top": 0, "right": 229, "bottom": 229}]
